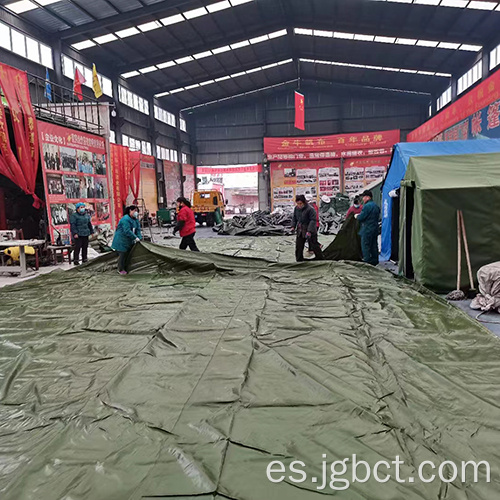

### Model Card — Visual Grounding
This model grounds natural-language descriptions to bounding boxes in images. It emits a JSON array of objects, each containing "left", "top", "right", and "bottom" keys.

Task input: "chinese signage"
[
  {"left": 432, "top": 97, "right": 500, "bottom": 143},
  {"left": 344, "top": 157, "right": 391, "bottom": 195},
  {"left": 271, "top": 160, "right": 341, "bottom": 210},
  {"left": 110, "top": 144, "right": 131, "bottom": 227},
  {"left": 39, "top": 122, "right": 111, "bottom": 245},
  {"left": 197, "top": 165, "right": 262, "bottom": 175},
  {"left": 408, "top": 68, "right": 500, "bottom": 143},
  {"left": 270, "top": 156, "right": 391, "bottom": 210},
  {"left": 264, "top": 130, "right": 399, "bottom": 161}
]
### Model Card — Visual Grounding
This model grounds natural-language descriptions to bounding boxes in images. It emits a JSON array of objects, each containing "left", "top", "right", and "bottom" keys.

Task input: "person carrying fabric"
[
  {"left": 174, "top": 197, "right": 199, "bottom": 252},
  {"left": 346, "top": 196, "right": 363, "bottom": 218},
  {"left": 291, "top": 194, "right": 324, "bottom": 262},
  {"left": 112, "top": 205, "right": 143, "bottom": 275},
  {"left": 355, "top": 190, "right": 380, "bottom": 266},
  {"left": 70, "top": 202, "right": 94, "bottom": 266}
]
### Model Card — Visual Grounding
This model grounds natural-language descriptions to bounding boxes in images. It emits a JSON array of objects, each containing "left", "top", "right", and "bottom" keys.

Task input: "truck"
[{"left": 192, "top": 190, "right": 225, "bottom": 227}]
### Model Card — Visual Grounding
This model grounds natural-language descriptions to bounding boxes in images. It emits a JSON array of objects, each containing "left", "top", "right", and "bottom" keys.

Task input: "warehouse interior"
[{"left": 1, "top": 0, "right": 500, "bottom": 498}]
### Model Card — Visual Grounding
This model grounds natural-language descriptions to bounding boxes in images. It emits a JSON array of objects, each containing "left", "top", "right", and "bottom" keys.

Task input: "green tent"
[{"left": 399, "top": 152, "right": 500, "bottom": 292}]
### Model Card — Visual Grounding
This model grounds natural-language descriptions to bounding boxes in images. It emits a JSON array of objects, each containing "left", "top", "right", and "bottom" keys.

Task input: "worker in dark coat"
[
  {"left": 174, "top": 197, "right": 199, "bottom": 251},
  {"left": 70, "top": 202, "right": 94, "bottom": 265},
  {"left": 291, "top": 195, "right": 324, "bottom": 262},
  {"left": 112, "top": 205, "right": 143, "bottom": 275},
  {"left": 356, "top": 190, "right": 380, "bottom": 266}
]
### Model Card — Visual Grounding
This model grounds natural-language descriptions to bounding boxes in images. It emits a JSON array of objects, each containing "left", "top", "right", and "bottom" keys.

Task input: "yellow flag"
[{"left": 92, "top": 64, "right": 103, "bottom": 99}]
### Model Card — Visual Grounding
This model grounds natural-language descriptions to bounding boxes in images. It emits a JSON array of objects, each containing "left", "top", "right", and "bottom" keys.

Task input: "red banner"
[
  {"left": 39, "top": 122, "right": 110, "bottom": 244},
  {"left": 0, "top": 63, "right": 40, "bottom": 206},
  {"left": 197, "top": 164, "right": 261, "bottom": 175},
  {"left": 264, "top": 129, "right": 399, "bottom": 160},
  {"left": 111, "top": 144, "right": 132, "bottom": 226},
  {"left": 295, "top": 91, "right": 305, "bottom": 131},
  {"left": 408, "top": 68, "right": 500, "bottom": 142}
]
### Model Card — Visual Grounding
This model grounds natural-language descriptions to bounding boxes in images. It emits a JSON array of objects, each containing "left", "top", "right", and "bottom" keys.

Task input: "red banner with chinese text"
[
  {"left": 264, "top": 129, "right": 399, "bottom": 161},
  {"left": 408, "top": 68, "right": 500, "bottom": 142},
  {"left": 0, "top": 63, "right": 40, "bottom": 207},
  {"left": 111, "top": 144, "right": 132, "bottom": 226},
  {"left": 197, "top": 165, "right": 262, "bottom": 175},
  {"left": 39, "top": 121, "right": 110, "bottom": 244}
]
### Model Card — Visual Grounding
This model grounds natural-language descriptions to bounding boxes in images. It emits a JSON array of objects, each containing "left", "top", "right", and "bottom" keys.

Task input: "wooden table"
[{"left": 0, "top": 239, "right": 45, "bottom": 278}]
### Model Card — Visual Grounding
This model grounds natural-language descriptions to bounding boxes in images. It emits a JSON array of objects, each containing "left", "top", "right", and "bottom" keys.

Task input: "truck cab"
[{"left": 192, "top": 190, "right": 225, "bottom": 227}]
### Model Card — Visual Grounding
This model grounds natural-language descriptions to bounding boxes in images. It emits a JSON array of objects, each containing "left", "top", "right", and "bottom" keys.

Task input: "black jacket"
[{"left": 292, "top": 204, "right": 318, "bottom": 235}]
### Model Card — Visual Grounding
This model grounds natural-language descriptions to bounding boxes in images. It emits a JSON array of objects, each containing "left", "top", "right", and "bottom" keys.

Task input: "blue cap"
[{"left": 75, "top": 202, "right": 85, "bottom": 209}]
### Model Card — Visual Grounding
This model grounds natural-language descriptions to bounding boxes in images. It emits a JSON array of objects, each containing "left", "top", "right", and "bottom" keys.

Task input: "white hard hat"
[
  {"left": 321, "top": 195, "right": 331, "bottom": 204},
  {"left": 305, "top": 194, "right": 314, "bottom": 202}
]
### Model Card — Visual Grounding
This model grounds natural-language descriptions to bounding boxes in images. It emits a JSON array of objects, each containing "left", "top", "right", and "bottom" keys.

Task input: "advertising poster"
[
  {"left": 164, "top": 160, "right": 182, "bottom": 207},
  {"left": 39, "top": 122, "right": 111, "bottom": 244},
  {"left": 296, "top": 168, "right": 317, "bottom": 185},
  {"left": 271, "top": 160, "right": 340, "bottom": 210},
  {"left": 344, "top": 156, "right": 391, "bottom": 193},
  {"left": 273, "top": 186, "right": 294, "bottom": 201},
  {"left": 318, "top": 167, "right": 341, "bottom": 197}
]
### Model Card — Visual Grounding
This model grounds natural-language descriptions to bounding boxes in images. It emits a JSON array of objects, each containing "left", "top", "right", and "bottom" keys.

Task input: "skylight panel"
[
  {"left": 94, "top": 33, "right": 117, "bottom": 44},
  {"left": 116, "top": 27, "right": 140, "bottom": 38},
  {"left": 137, "top": 21, "right": 162, "bottom": 32},
  {"left": 207, "top": 1, "right": 232, "bottom": 13},
  {"left": 161, "top": 14, "right": 184, "bottom": 25},
  {"left": 184, "top": 7, "right": 208, "bottom": 19},
  {"left": 72, "top": 40, "right": 96, "bottom": 50}
]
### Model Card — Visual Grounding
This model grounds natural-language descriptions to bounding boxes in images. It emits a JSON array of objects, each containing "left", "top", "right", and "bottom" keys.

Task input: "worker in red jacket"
[
  {"left": 346, "top": 196, "right": 363, "bottom": 218},
  {"left": 174, "top": 197, "right": 199, "bottom": 251}
]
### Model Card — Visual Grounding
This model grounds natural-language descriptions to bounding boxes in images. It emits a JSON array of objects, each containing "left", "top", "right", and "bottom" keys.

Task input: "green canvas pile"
[{"left": 0, "top": 242, "right": 499, "bottom": 499}]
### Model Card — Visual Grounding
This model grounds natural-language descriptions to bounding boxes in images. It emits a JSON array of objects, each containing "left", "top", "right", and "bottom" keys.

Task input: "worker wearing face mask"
[
  {"left": 346, "top": 197, "right": 363, "bottom": 218},
  {"left": 70, "top": 202, "right": 94, "bottom": 266},
  {"left": 112, "top": 205, "right": 143, "bottom": 275}
]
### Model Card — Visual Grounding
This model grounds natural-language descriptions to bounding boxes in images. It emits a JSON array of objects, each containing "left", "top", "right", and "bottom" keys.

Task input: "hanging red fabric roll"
[
  {"left": 0, "top": 63, "right": 41, "bottom": 208},
  {"left": 129, "top": 151, "right": 141, "bottom": 203}
]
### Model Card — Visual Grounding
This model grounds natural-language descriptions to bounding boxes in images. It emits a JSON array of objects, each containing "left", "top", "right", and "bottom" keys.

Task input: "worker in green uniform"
[{"left": 355, "top": 190, "right": 380, "bottom": 266}]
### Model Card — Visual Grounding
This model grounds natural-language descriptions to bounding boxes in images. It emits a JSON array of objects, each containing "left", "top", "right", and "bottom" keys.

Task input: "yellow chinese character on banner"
[
  {"left": 478, "top": 88, "right": 484, "bottom": 99},
  {"left": 317, "top": 138, "right": 326, "bottom": 146},
  {"left": 305, "top": 139, "right": 314, "bottom": 146},
  {"left": 281, "top": 140, "right": 290, "bottom": 148},
  {"left": 338, "top": 137, "right": 345, "bottom": 144},
  {"left": 294, "top": 139, "right": 301, "bottom": 147},
  {"left": 362, "top": 135, "right": 370, "bottom": 143},
  {"left": 349, "top": 136, "right": 357, "bottom": 143}
]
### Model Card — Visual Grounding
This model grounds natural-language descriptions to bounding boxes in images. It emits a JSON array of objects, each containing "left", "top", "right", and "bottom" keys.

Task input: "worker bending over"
[
  {"left": 292, "top": 195, "right": 324, "bottom": 262},
  {"left": 355, "top": 190, "right": 380, "bottom": 266},
  {"left": 174, "top": 197, "right": 199, "bottom": 252}
]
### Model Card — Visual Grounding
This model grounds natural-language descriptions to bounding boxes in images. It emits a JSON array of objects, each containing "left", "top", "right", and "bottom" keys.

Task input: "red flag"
[
  {"left": 73, "top": 68, "right": 86, "bottom": 101},
  {"left": 295, "top": 91, "right": 305, "bottom": 130}
]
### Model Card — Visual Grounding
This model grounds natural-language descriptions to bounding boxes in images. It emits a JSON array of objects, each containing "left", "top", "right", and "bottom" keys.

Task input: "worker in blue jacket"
[
  {"left": 70, "top": 202, "right": 94, "bottom": 265},
  {"left": 112, "top": 205, "right": 143, "bottom": 275},
  {"left": 355, "top": 190, "right": 380, "bottom": 266}
]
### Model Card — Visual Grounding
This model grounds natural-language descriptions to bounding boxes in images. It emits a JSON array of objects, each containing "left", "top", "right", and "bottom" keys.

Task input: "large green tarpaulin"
[
  {"left": 1, "top": 243, "right": 500, "bottom": 499},
  {"left": 399, "top": 152, "right": 500, "bottom": 292}
]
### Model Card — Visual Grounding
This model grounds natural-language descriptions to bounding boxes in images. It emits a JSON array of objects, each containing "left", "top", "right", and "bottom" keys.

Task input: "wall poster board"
[{"left": 39, "top": 122, "right": 111, "bottom": 244}]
